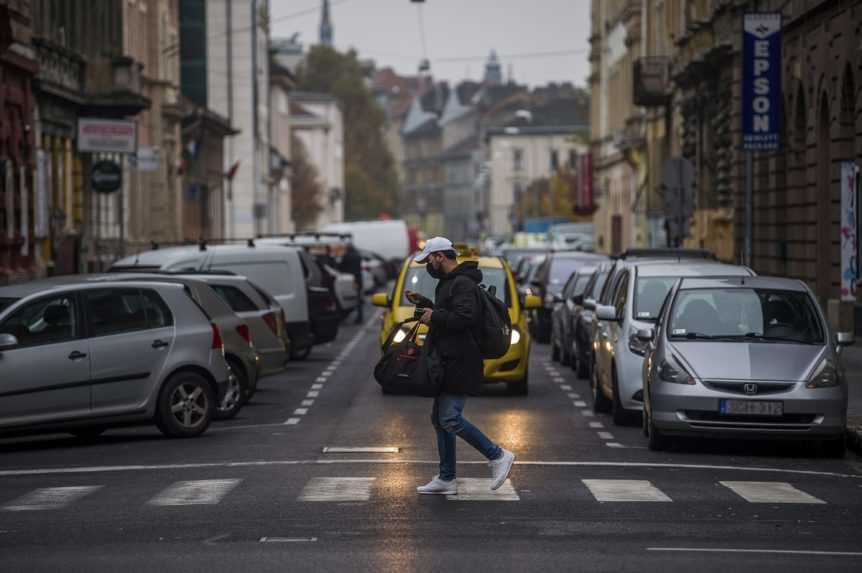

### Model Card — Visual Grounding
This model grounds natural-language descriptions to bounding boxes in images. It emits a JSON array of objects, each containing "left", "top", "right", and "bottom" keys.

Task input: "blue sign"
[{"left": 742, "top": 13, "right": 782, "bottom": 151}]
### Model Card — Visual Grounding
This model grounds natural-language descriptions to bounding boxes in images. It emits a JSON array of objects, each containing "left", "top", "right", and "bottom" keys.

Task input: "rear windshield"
[
  {"left": 401, "top": 267, "right": 510, "bottom": 307},
  {"left": 0, "top": 298, "right": 17, "bottom": 313},
  {"left": 210, "top": 284, "right": 260, "bottom": 313}
]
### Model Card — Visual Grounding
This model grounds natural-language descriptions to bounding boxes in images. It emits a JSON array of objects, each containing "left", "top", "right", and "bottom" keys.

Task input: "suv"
[
  {"left": 0, "top": 280, "right": 230, "bottom": 439},
  {"left": 592, "top": 260, "right": 754, "bottom": 425}
]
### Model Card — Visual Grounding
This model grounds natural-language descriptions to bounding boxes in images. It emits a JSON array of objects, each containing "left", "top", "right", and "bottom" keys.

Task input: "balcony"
[{"left": 633, "top": 57, "right": 671, "bottom": 107}]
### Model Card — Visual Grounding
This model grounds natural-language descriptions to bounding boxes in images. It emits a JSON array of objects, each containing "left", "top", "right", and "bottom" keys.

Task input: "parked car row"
[{"left": 508, "top": 247, "right": 856, "bottom": 457}]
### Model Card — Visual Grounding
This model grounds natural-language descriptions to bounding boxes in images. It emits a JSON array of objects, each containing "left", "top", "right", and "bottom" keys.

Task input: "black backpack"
[{"left": 475, "top": 284, "right": 512, "bottom": 359}]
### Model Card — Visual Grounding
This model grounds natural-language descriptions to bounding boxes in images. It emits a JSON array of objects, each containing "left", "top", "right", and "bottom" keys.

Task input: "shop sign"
[
  {"left": 78, "top": 119, "right": 137, "bottom": 154},
  {"left": 91, "top": 160, "right": 123, "bottom": 194},
  {"left": 742, "top": 13, "right": 782, "bottom": 151}
]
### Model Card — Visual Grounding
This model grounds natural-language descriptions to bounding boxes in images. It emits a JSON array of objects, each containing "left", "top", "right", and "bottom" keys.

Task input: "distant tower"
[
  {"left": 483, "top": 50, "right": 503, "bottom": 85},
  {"left": 320, "top": 0, "right": 333, "bottom": 46}
]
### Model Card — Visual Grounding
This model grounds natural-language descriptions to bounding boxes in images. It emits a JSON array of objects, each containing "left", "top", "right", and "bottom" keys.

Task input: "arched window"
[{"left": 816, "top": 91, "right": 833, "bottom": 300}]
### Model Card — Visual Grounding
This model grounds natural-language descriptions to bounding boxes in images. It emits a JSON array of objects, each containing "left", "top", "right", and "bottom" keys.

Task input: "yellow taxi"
[{"left": 371, "top": 246, "right": 541, "bottom": 394}]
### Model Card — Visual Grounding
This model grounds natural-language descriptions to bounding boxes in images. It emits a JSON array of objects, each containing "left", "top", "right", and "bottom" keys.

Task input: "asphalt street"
[{"left": 1, "top": 311, "right": 861, "bottom": 573}]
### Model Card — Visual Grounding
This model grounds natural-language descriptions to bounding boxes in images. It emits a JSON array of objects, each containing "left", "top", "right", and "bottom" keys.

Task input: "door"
[
  {"left": 86, "top": 288, "right": 175, "bottom": 414},
  {"left": 596, "top": 271, "right": 628, "bottom": 393},
  {"left": 0, "top": 293, "right": 91, "bottom": 426}
]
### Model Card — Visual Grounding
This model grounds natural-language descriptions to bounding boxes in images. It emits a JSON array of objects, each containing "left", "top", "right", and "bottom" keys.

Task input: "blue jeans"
[{"left": 431, "top": 394, "right": 502, "bottom": 481}]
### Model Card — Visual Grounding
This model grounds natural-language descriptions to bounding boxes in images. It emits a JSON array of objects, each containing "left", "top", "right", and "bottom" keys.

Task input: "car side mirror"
[
  {"left": 0, "top": 333, "right": 19, "bottom": 351},
  {"left": 371, "top": 292, "right": 390, "bottom": 308},
  {"left": 523, "top": 294, "right": 542, "bottom": 310},
  {"left": 552, "top": 294, "right": 563, "bottom": 304},
  {"left": 837, "top": 332, "right": 855, "bottom": 347},
  {"left": 596, "top": 304, "right": 619, "bottom": 322},
  {"left": 584, "top": 298, "right": 596, "bottom": 311},
  {"left": 636, "top": 328, "right": 655, "bottom": 342},
  {"left": 571, "top": 294, "right": 584, "bottom": 305}
]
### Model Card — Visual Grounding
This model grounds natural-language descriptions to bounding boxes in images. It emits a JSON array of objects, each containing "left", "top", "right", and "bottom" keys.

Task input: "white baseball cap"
[{"left": 414, "top": 236, "right": 454, "bottom": 262}]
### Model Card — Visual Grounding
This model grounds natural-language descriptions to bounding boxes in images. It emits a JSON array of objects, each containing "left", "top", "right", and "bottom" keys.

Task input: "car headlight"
[
  {"left": 806, "top": 358, "right": 839, "bottom": 388},
  {"left": 392, "top": 328, "right": 408, "bottom": 344},
  {"left": 657, "top": 355, "right": 695, "bottom": 385},
  {"left": 628, "top": 333, "right": 650, "bottom": 356},
  {"left": 510, "top": 328, "right": 521, "bottom": 345}
]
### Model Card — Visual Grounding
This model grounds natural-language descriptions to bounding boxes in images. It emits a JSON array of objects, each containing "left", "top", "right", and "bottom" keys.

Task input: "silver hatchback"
[
  {"left": 641, "top": 276, "right": 855, "bottom": 456},
  {"left": 0, "top": 280, "right": 231, "bottom": 439}
]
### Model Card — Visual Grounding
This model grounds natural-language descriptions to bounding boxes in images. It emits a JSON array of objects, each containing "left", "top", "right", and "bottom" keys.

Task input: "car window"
[
  {"left": 573, "top": 273, "right": 594, "bottom": 297},
  {"left": 141, "top": 289, "right": 174, "bottom": 328},
  {"left": 400, "top": 267, "right": 511, "bottom": 306},
  {"left": 599, "top": 265, "right": 620, "bottom": 304},
  {"left": 248, "top": 282, "right": 277, "bottom": 307},
  {"left": 613, "top": 272, "right": 629, "bottom": 317},
  {"left": 0, "top": 297, "right": 18, "bottom": 313},
  {"left": 633, "top": 276, "right": 678, "bottom": 321},
  {"left": 87, "top": 289, "right": 150, "bottom": 337},
  {"left": 590, "top": 271, "right": 609, "bottom": 299},
  {"left": 0, "top": 294, "right": 78, "bottom": 348},
  {"left": 669, "top": 288, "right": 824, "bottom": 343},
  {"left": 210, "top": 284, "right": 260, "bottom": 313},
  {"left": 549, "top": 259, "right": 582, "bottom": 290},
  {"left": 561, "top": 273, "right": 579, "bottom": 298}
]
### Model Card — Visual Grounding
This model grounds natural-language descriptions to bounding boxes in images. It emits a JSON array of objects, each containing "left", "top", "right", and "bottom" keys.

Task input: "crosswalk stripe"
[
  {"left": 597, "top": 431, "right": 615, "bottom": 440},
  {"left": 720, "top": 481, "right": 826, "bottom": 504},
  {"left": 148, "top": 479, "right": 241, "bottom": 506},
  {"left": 447, "top": 478, "right": 519, "bottom": 501},
  {"left": 560, "top": 385, "right": 572, "bottom": 390},
  {"left": 583, "top": 479, "right": 672, "bottom": 502},
  {"left": 3, "top": 486, "right": 102, "bottom": 511},
  {"left": 298, "top": 477, "right": 376, "bottom": 502},
  {"left": 574, "top": 400, "right": 587, "bottom": 407}
]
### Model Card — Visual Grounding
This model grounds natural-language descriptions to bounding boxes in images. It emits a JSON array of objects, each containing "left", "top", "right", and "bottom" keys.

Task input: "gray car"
[
  {"left": 641, "top": 276, "right": 855, "bottom": 457},
  {"left": 0, "top": 280, "right": 230, "bottom": 439}
]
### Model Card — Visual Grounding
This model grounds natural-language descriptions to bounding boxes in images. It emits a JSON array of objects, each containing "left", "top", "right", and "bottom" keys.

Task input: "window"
[
  {"left": 86, "top": 289, "right": 150, "bottom": 337},
  {"left": 512, "top": 148, "right": 524, "bottom": 172},
  {"left": 0, "top": 294, "right": 78, "bottom": 348},
  {"left": 633, "top": 276, "right": 678, "bottom": 321},
  {"left": 550, "top": 149, "right": 560, "bottom": 172},
  {"left": 400, "top": 267, "right": 511, "bottom": 307},
  {"left": 141, "top": 290, "right": 174, "bottom": 328},
  {"left": 210, "top": 284, "right": 260, "bottom": 313},
  {"left": 612, "top": 272, "right": 630, "bottom": 318}
]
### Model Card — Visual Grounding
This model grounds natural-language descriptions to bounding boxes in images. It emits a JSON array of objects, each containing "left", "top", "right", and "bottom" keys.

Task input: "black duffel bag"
[{"left": 374, "top": 319, "right": 442, "bottom": 397}]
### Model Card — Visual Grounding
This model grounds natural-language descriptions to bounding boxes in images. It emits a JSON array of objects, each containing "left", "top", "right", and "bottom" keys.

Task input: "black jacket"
[
  {"left": 427, "top": 261, "right": 484, "bottom": 395},
  {"left": 339, "top": 246, "right": 363, "bottom": 286}
]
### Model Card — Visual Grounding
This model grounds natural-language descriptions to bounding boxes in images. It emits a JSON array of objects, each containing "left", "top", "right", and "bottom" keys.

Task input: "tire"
[
  {"left": 820, "top": 436, "right": 846, "bottom": 459},
  {"left": 508, "top": 370, "right": 529, "bottom": 396},
  {"left": 576, "top": 347, "right": 590, "bottom": 380},
  {"left": 291, "top": 344, "right": 312, "bottom": 361},
  {"left": 155, "top": 371, "right": 215, "bottom": 438},
  {"left": 592, "top": 366, "right": 612, "bottom": 413},
  {"left": 647, "top": 408, "right": 670, "bottom": 451},
  {"left": 215, "top": 358, "right": 246, "bottom": 420},
  {"left": 560, "top": 336, "right": 571, "bottom": 366},
  {"left": 551, "top": 339, "right": 560, "bottom": 362},
  {"left": 70, "top": 427, "right": 106, "bottom": 440}
]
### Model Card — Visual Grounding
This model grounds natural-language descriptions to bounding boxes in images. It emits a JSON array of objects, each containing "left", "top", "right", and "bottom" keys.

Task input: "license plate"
[{"left": 719, "top": 399, "right": 783, "bottom": 416}]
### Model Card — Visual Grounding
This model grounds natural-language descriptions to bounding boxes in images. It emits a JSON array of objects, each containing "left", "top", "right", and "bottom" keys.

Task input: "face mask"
[{"left": 426, "top": 261, "right": 443, "bottom": 279}]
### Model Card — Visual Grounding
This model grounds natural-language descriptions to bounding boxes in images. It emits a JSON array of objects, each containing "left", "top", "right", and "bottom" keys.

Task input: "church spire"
[
  {"left": 483, "top": 50, "right": 502, "bottom": 86},
  {"left": 320, "top": 0, "right": 333, "bottom": 46}
]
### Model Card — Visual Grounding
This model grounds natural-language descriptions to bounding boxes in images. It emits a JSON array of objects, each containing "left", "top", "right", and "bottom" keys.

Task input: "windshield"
[
  {"left": 400, "top": 267, "right": 510, "bottom": 307},
  {"left": 634, "top": 277, "right": 678, "bottom": 321},
  {"left": 573, "top": 274, "right": 593, "bottom": 297},
  {"left": 668, "top": 288, "right": 824, "bottom": 344},
  {"left": 0, "top": 298, "right": 18, "bottom": 314}
]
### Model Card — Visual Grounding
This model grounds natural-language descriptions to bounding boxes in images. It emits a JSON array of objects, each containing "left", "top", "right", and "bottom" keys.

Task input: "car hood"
[{"left": 670, "top": 341, "right": 825, "bottom": 382}]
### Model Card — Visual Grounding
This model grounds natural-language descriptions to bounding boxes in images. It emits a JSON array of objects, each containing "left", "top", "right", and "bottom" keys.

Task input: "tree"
[
  {"left": 290, "top": 134, "right": 324, "bottom": 231},
  {"left": 296, "top": 46, "right": 400, "bottom": 220}
]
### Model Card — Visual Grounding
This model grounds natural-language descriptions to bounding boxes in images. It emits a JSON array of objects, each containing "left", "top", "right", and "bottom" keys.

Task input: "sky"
[{"left": 270, "top": 0, "right": 592, "bottom": 88}]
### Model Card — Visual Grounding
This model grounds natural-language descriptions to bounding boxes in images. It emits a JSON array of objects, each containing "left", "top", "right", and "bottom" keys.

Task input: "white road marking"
[
  {"left": 284, "top": 418, "right": 301, "bottom": 425},
  {"left": 574, "top": 400, "right": 587, "bottom": 407},
  {"left": 3, "top": 486, "right": 102, "bottom": 511},
  {"left": 606, "top": 442, "right": 624, "bottom": 448},
  {"left": 588, "top": 422, "right": 605, "bottom": 429},
  {"left": 720, "top": 481, "right": 826, "bottom": 504},
  {"left": 560, "top": 385, "right": 572, "bottom": 391},
  {"left": 294, "top": 408, "right": 308, "bottom": 416},
  {"left": 301, "top": 400, "right": 314, "bottom": 407},
  {"left": 316, "top": 376, "right": 328, "bottom": 382},
  {"left": 581, "top": 410, "right": 595, "bottom": 417},
  {"left": 597, "top": 431, "right": 615, "bottom": 440},
  {"left": 311, "top": 383, "right": 324, "bottom": 390},
  {"left": 298, "top": 477, "right": 376, "bottom": 502},
  {"left": 583, "top": 479, "right": 672, "bottom": 502},
  {"left": 307, "top": 391, "right": 320, "bottom": 398},
  {"left": 447, "top": 478, "right": 519, "bottom": 501},
  {"left": 148, "top": 479, "right": 240, "bottom": 506},
  {"left": 260, "top": 537, "right": 318, "bottom": 543},
  {"left": 322, "top": 447, "right": 400, "bottom": 454},
  {"left": 646, "top": 548, "right": 862, "bottom": 557},
  {"left": 567, "top": 392, "right": 580, "bottom": 399}
]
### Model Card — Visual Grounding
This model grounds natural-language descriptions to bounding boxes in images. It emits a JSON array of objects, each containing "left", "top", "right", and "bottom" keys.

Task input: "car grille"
[
  {"left": 682, "top": 410, "right": 816, "bottom": 431},
  {"left": 703, "top": 381, "right": 796, "bottom": 396}
]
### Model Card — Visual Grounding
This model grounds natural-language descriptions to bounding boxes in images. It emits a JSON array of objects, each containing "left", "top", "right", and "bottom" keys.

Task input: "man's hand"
[
  {"left": 419, "top": 308, "right": 433, "bottom": 325},
  {"left": 405, "top": 290, "right": 421, "bottom": 304}
]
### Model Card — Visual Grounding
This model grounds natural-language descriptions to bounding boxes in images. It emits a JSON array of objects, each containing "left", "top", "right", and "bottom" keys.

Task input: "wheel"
[
  {"left": 611, "top": 367, "right": 634, "bottom": 426},
  {"left": 647, "top": 408, "right": 670, "bottom": 451},
  {"left": 291, "top": 344, "right": 312, "bottom": 361},
  {"left": 820, "top": 436, "right": 846, "bottom": 459},
  {"left": 551, "top": 339, "right": 560, "bottom": 362},
  {"left": 215, "top": 358, "right": 246, "bottom": 420},
  {"left": 155, "top": 371, "right": 215, "bottom": 438},
  {"left": 576, "top": 346, "right": 590, "bottom": 379},
  {"left": 560, "top": 336, "right": 571, "bottom": 366},
  {"left": 592, "top": 366, "right": 612, "bottom": 413},
  {"left": 70, "top": 427, "right": 106, "bottom": 440},
  {"left": 508, "top": 370, "right": 529, "bottom": 396}
]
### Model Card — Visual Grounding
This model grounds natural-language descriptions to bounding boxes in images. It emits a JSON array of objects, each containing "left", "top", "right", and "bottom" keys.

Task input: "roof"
[
  {"left": 0, "top": 277, "right": 186, "bottom": 299},
  {"left": 549, "top": 252, "right": 608, "bottom": 262},
  {"left": 438, "top": 134, "right": 479, "bottom": 160},
  {"left": 679, "top": 276, "right": 808, "bottom": 291},
  {"left": 636, "top": 262, "right": 753, "bottom": 278},
  {"left": 112, "top": 244, "right": 303, "bottom": 268}
]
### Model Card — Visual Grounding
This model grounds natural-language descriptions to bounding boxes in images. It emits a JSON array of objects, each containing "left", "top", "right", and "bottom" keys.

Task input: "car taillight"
[
  {"left": 211, "top": 323, "right": 224, "bottom": 351},
  {"left": 236, "top": 324, "right": 252, "bottom": 347},
  {"left": 262, "top": 312, "right": 279, "bottom": 335}
]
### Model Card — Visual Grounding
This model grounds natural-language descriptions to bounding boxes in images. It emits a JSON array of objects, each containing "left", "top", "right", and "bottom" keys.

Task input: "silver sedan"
[{"left": 641, "top": 276, "right": 855, "bottom": 457}]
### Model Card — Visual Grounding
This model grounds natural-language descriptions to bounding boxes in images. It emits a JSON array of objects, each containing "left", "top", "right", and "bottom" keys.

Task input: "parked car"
[
  {"left": 642, "top": 276, "right": 855, "bottom": 457},
  {"left": 568, "top": 261, "right": 613, "bottom": 379},
  {"left": 550, "top": 266, "right": 597, "bottom": 366},
  {"left": 112, "top": 243, "right": 338, "bottom": 360},
  {"left": 592, "top": 260, "right": 754, "bottom": 426},
  {"left": 0, "top": 279, "right": 230, "bottom": 439},
  {"left": 529, "top": 252, "right": 608, "bottom": 343},
  {"left": 502, "top": 247, "right": 551, "bottom": 272},
  {"left": 360, "top": 249, "right": 390, "bottom": 292}
]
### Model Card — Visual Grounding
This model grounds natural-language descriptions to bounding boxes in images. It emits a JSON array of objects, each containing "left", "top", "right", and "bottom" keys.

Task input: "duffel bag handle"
[{"left": 382, "top": 318, "right": 422, "bottom": 352}]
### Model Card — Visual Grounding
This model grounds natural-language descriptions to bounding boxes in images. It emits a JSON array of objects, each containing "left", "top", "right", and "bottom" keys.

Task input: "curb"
[{"left": 847, "top": 425, "right": 862, "bottom": 456}]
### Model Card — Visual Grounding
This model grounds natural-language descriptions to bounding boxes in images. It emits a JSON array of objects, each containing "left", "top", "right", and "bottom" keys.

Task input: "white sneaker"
[
  {"left": 416, "top": 475, "right": 457, "bottom": 495},
  {"left": 488, "top": 449, "right": 515, "bottom": 490}
]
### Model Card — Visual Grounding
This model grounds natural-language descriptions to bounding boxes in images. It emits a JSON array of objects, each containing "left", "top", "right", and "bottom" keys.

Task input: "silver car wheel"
[
  {"left": 170, "top": 384, "right": 208, "bottom": 429},
  {"left": 219, "top": 371, "right": 242, "bottom": 414}
]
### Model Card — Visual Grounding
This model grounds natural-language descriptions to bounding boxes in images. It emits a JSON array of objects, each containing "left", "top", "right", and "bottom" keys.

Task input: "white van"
[
  {"left": 322, "top": 220, "right": 410, "bottom": 262},
  {"left": 112, "top": 244, "right": 340, "bottom": 359}
]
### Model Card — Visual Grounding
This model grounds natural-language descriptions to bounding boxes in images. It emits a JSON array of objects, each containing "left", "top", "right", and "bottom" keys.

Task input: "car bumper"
[
  {"left": 483, "top": 340, "right": 529, "bottom": 383},
  {"left": 650, "top": 382, "right": 847, "bottom": 439}
]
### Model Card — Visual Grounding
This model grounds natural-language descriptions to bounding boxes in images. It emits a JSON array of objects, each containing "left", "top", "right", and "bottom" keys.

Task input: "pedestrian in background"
[
  {"left": 407, "top": 236, "right": 515, "bottom": 495},
  {"left": 340, "top": 241, "right": 364, "bottom": 325}
]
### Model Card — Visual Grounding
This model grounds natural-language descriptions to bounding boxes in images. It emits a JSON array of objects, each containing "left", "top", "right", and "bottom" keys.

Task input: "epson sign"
[{"left": 742, "top": 13, "right": 782, "bottom": 151}]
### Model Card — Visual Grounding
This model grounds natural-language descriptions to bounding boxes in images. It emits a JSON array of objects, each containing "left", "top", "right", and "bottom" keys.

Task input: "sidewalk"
[{"left": 841, "top": 345, "right": 862, "bottom": 454}]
